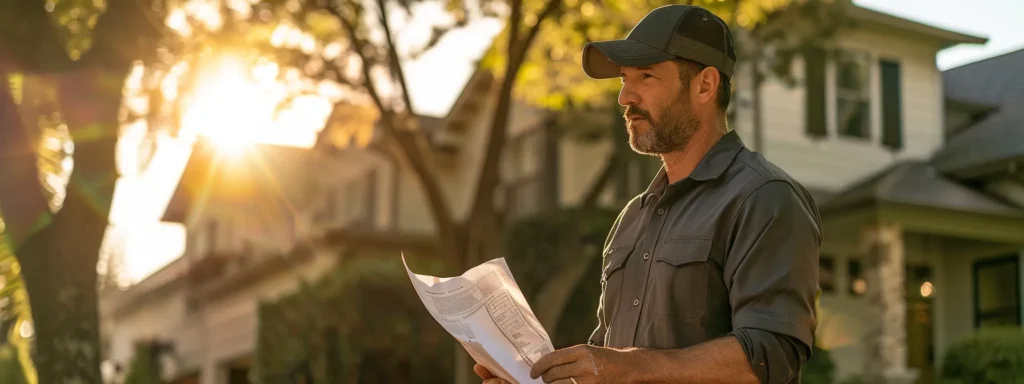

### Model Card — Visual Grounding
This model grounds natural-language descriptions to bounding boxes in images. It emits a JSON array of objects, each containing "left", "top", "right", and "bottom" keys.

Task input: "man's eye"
[{"left": 641, "top": 73, "right": 654, "bottom": 79}]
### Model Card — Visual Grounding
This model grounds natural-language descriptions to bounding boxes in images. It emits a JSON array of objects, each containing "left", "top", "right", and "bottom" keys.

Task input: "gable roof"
[
  {"left": 933, "top": 48, "right": 1024, "bottom": 179},
  {"left": 820, "top": 160, "right": 1024, "bottom": 217},
  {"left": 162, "top": 139, "right": 317, "bottom": 224},
  {"left": 844, "top": 5, "right": 988, "bottom": 49},
  {"left": 942, "top": 48, "right": 1024, "bottom": 107},
  {"left": 932, "top": 97, "right": 1024, "bottom": 178}
]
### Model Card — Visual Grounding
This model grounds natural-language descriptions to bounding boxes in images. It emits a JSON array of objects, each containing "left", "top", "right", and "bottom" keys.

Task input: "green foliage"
[
  {"left": 123, "top": 341, "right": 165, "bottom": 384},
  {"left": 504, "top": 207, "right": 619, "bottom": 299},
  {"left": 253, "top": 254, "right": 453, "bottom": 383},
  {"left": 503, "top": 0, "right": 849, "bottom": 111},
  {"left": 0, "top": 226, "right": 35, "bottom": 384},
  {"left": 0, "top": 344, "right": 29, "bottom": 384},
  {"left": 940, "top": 327, "right": 1024, "bottom": 384},
  {"left": 504, "top": 206, "right": 620, "bottom": 346},
  {"left": 801, "top": 345, "right": 836, "bottom": 384}
]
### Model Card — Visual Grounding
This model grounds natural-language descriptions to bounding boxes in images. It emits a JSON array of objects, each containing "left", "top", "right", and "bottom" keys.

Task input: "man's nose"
[{"left": 618, "top": 83, "right": 639, "bottom": 107}]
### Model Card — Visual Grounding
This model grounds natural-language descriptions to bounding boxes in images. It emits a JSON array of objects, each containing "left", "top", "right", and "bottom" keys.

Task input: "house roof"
[
  {"left": 162, "top": 139, "right": 317, "bottom": 223},
  {"left": 931, "top": 97, "right": 1024, "bottom": 178},
  {"left": 819, "top": 160, "right": 1024, "bottom": 218},
  {"left": 942, "top": 48, "right": 1024, "bottom": 107},
  {"left": 844, "top": 5, "right": 988, "bottom": 48},
  {"left": 933, "top": 48, "right": 1024, "bottom": 178}
]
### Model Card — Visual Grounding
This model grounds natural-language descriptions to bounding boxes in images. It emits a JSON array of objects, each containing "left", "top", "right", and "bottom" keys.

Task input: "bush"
[
  {"left": 802, "top": 345, "right": 836, "bottom": 384},
  {"left": 940, "top": 327, "right": 1024, "bottom": 384},
  {"left": 0, "top": 344, "right": 28, "bottom": 384}
]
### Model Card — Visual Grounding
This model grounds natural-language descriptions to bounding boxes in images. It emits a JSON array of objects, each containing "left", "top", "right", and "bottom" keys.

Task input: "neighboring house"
[{"left": 99, "top": 4, "right": 1023, "bottom": 384}]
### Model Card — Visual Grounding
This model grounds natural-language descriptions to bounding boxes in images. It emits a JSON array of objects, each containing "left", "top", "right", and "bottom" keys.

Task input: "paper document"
[{"left": 403, "top": 255, "right": 554, "bottom": 384}]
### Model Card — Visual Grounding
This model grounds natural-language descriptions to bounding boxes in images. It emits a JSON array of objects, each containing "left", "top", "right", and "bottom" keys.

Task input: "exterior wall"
[
  {"left": 103, "top": 249, "right": 339, "bottom": 384},
  {"left": 184, "top": 147, "right": 400, "bottom": 260},
  {"left": 817, "top": 230, "right": 940, "bottom": 380},
  {"left": 934, "top": 240, "right": 1023, "bottom": 364},
  {"left": 195, "top": 249, "right": 337, "bottom": 384},
  {"left": 733, "top": 26, "right": 947, "bottom": 192}
]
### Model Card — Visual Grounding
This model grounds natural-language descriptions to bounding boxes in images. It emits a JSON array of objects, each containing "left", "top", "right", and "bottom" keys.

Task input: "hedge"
[{"left": 941, "top": 327, "right": 1024, "bottom": 384}]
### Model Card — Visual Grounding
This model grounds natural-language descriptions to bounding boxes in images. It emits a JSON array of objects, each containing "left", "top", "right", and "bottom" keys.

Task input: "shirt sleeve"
[
  {"left": 730, "top": 328, "right": 810, "bottom": 384},
  {"left": 723, "top": 180, "right": 821, "bottom": 353}
]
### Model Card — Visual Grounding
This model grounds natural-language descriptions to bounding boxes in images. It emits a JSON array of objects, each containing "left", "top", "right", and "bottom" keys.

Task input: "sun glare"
[{"left": 180, "top": 56, "right": 274, "bottom": 152}]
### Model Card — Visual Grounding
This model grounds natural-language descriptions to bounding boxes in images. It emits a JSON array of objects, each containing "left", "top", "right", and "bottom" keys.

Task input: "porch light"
[
  {"left": 920, "top": 281, "right": 933, "bottom": 297},
  {"left": 852, "top": 278, "right": 867, "bottom": 295}
]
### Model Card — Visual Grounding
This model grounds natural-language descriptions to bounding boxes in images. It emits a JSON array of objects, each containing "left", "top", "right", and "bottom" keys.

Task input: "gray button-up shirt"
[{"left": 588, "top": 130, "right": 822, "bottom": 384}]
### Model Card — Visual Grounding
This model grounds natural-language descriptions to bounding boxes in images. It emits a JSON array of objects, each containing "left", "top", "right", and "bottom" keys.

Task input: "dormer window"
[{"left": 835, "top": 49, "right": 871, "bottom": 140}]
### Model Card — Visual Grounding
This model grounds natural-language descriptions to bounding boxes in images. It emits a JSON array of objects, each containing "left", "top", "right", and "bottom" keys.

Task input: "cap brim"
[{"left": 582, "top": 39, "right": 676, "bottom": 79}]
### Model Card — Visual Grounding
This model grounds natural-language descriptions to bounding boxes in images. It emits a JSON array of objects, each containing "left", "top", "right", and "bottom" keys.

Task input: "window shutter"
[
  {"left": 880, "top": 59, "right": 904, "bottom": 151},
  {"left": 804, "top": 46, "right": 828, "bottom": 138}
]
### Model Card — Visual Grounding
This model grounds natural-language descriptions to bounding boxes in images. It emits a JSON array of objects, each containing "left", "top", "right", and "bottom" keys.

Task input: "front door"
[{"left": 906, "top": 264, "right": 935, "bottom": 384}]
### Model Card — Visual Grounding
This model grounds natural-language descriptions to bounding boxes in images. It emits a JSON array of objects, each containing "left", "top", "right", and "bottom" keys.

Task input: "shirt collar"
[{"left": 639, "top": 130, "right": 745, "bottom": 208}]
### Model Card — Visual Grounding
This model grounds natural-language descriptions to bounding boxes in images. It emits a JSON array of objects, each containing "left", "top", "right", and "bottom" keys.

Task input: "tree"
[{"left": 0, "top": 1, "right": 173, "bottom": 381}]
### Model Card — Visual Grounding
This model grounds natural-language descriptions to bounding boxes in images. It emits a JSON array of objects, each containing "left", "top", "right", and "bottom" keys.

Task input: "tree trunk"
[{"left": 16, "top": 66, "right": 123, "bottom": 384}]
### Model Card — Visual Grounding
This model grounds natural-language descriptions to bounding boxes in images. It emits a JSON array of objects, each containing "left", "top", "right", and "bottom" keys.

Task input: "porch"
[{"left": 815, "top": 161, "right": 1024, "bottom": 384}]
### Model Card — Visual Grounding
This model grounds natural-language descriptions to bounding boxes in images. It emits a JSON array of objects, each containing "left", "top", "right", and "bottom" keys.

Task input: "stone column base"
[{"left": 862, "top": 369, "right": 919, "bottom": 384}]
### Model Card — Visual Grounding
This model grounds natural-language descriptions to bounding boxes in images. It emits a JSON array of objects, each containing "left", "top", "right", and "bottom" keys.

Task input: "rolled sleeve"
[
  {"left": 730, "top": 328, "right": 810, "bottom": 384},
  {"left": 724, "top": 180, "right": 821, "bottom": 351}
]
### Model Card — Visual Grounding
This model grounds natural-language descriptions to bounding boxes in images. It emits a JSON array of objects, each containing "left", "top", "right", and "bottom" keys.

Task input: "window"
[
  {"left": 503, "top": 129, "right": 548, "bottom": 221},
  {"left": 819, "top": 254, "right": 836, "bottom": 293},
  {"left": 973, "top": 255, "right": 1021, "bottom": 328},
  {"left": 835, "top": 49, "right": 871, "bottom": 140},
  {"left": 342, "top": 169, "right": 377, "bottom": 228},
  {"left": 848, "top": 259, "right": 866, "bottom": 296}
]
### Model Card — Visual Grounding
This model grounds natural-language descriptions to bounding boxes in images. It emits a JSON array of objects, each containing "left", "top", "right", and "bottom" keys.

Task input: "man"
[{"left": 475, "top": 4, "right": 821, "bottom": 384}]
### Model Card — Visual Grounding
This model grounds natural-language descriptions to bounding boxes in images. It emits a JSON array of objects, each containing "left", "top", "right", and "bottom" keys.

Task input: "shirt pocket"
[
  {"left": 600, "top": 242, "right": 633, "bottom": 330},
  {"left": 650, "top": 236, "right": 712, "bottom": 322}
]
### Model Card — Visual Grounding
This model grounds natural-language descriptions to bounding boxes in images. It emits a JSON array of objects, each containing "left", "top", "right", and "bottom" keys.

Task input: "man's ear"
[{"left": 696, "top": 67, "right": 721, "bottom": 106}]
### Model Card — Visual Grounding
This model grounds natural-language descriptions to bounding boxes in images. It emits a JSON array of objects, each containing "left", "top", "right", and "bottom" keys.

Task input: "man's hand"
[
  {"left": 474, "top": 363, "right": 511, "bottom": 384},
  {"left": 529, "top": 345, "right": 639, "bottom": 384}
]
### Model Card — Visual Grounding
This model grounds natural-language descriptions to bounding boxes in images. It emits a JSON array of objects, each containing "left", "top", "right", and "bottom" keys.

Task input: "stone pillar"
[{"left": 861, "top": 223, "right": 918, "bottom": 384}]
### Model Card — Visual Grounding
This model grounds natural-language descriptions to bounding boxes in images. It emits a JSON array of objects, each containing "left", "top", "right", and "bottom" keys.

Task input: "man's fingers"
[
  {"left": 482, "top": 379, "right": 511, "bottom": 384},
  {"left": 530, "top": 346, "right": 587, "bottom": 379},
  {"left": 541, "top": 360, "right": 593, "bottom": 383},
  {"left": 474, "top": 363, "right": 496, "bottom": 379}
]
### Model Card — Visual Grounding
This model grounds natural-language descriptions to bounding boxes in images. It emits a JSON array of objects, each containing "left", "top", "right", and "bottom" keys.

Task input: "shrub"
[
  {"left": 940, "top": 327, "right": 1024, "bottom": 384},
  {"left": 802, "top": 345, "right": 836, "bottom": 384},
  {"left": 0, "top": 344, "right": 28, "bottom": 384}
]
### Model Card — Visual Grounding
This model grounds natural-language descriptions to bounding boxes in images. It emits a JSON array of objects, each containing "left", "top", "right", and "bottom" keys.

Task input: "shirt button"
[
  {"left": 633, "top": 299, "right": 640, "bottom": 307},
  {"left": 657, "top": 208, "right": 666, "bottom": 215},
  {"left": 643, "top": 252, "right": 650, "bottom": 260}
]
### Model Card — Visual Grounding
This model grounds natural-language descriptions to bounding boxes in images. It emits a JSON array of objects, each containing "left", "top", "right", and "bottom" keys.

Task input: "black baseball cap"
[{"left": 582, "top": 5, "right": 737, "bottom": 80}]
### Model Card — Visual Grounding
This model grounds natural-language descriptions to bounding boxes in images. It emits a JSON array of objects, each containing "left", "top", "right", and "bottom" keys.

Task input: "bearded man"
[{"left": 476, "top": 4, "right": 822, "bottom": 384}]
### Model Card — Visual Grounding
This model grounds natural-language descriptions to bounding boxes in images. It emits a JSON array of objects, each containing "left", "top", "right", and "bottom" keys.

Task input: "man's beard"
[{"left": 625, "top": 94, "right": 700, "bottom": 155}]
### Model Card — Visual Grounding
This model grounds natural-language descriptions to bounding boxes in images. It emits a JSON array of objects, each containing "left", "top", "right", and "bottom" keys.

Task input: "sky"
[{"left": 110, "top": 0, "right": 1024, "bottom": 284}]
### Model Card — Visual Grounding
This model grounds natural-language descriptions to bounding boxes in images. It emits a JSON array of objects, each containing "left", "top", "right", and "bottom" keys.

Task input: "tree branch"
[
  {"left": 326, "top": 2, "right": 461, "bottom": 251},
  {"left": 517, "top": 0, "right": 561, "bottom": 58},
  {"left": 508, "top": 0, "right": 523, "bottom": 51},
  {"left": 467, "top": 0, "right": 562, "bottom": 230},
  {"left": 375, "top": 0, "right": 416, "bottom": 116}
]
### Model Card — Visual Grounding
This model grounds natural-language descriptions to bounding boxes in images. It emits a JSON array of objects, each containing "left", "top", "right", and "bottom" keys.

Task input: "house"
[{"left": 99, "top": 3, "right": 1023, "bottom": 384}]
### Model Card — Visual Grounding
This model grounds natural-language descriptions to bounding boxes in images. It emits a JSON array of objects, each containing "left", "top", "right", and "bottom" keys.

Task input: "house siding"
[{"left": 734, "top": 27, "right": 946, "bottom": 192}]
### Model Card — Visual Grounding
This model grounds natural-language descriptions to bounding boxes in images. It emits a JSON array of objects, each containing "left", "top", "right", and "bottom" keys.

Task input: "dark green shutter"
[
  {"left": 804, "top": 46, "right": 828, "bottom": 138},
  {"left": 880, "top": 59, "right": 903, "bottom": 151}
]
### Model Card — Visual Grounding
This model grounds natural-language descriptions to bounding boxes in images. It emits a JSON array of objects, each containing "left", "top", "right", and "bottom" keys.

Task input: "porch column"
[{"left": 861, "top": 223, "right": 918, "bottom": 384}]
